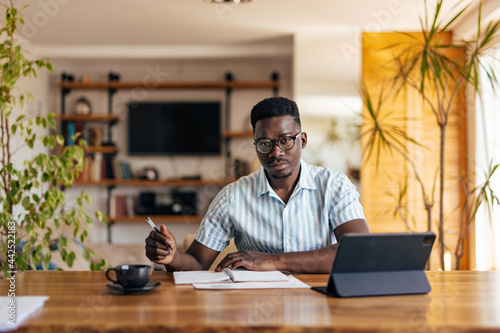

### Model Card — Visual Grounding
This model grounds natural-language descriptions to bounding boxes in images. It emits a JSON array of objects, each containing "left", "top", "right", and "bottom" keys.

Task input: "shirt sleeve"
[
  {"left": 195, "top": 185, "right": 234, "bottom": 252},
  {"left": 329, "top": 172, "right": 366, "bottom": 228}
]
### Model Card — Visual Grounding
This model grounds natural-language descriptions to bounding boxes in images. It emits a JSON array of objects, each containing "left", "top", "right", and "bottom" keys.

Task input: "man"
[{"left": 145, "top": 97, "right": 369, "bottom": 273}]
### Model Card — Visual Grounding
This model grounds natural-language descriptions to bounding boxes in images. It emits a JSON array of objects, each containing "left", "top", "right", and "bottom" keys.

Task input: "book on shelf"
[
  {"left": 120, "top": 160, "right": 132, "bottom": 179},
  {"left": 110, "top": 194, "right": 134, "bottom": 217},
  {"left": 93, "top": 153, "right": 102, "bottom": 181},
  {"left": 76, "top": 155, "right": 92, "bottom": 182},
  {"left": 67, "top": 121, "right": 75, "bottom": 146},
  {"left": 110, "top": 159, "right": 132, "bottom": 180},
  {"left": 75, "top": 153, "right": 102, "bottom": 183}
]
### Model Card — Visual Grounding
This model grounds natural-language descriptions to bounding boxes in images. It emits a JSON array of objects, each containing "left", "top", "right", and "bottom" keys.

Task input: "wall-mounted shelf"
[
  {"left": 58, "top": 146, "right": 118, "bottom": 154},
  {"left": 222, "top": 130, "right": 253, "bottom": 138},
  {"left": 57, "top": 114, "right": 119, "bottom": 122},
  {"left": 73, "top": 178, "right": 236, "bottom": 187},
  {"left": 107, "top": 215, "right": 204, "bottom": 224},
  {"left": 58, "top": 81, "right": 280, "bottom": 90}
]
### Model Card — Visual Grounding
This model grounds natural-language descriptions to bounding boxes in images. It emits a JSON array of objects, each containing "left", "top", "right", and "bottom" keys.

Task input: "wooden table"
[{"left": 1, "top": 270, "right": 500, "bottom": 332}]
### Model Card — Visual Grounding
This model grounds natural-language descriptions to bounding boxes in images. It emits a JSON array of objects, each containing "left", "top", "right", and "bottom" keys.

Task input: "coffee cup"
[{"left": 106, "top": 264, "right": 152, "bottom": 289}]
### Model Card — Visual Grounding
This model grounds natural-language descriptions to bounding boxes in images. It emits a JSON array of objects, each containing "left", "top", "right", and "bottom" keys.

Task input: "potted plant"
[
  {"left": 360, "top": 0, "right": 500, "bottom": 269},
  {"left": 0, "top": 1, "right": 107, "bottom": 277}
]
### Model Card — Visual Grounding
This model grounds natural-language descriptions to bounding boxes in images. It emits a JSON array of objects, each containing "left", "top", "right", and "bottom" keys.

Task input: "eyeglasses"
[{"left": 253, "top": 132, "right": 303, "bottom": 154}]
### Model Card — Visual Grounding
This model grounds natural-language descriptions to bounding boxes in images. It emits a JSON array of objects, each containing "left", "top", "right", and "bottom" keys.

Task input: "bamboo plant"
[{"left": 360, "top": 0, "right": 500, "bottom": 269}]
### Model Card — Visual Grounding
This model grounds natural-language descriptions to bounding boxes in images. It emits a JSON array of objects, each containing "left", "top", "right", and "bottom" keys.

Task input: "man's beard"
[
  {"left": 267, "top": 158, "right": 293, "bottom": 179},
  {"left": 271, "top": 171, "right": 293, "bottom": 180}
]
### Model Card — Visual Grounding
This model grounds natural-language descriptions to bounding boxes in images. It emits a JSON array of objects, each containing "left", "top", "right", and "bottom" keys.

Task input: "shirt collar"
[{"left": 255, "top": 159, "right": 317, "bottom": 197}]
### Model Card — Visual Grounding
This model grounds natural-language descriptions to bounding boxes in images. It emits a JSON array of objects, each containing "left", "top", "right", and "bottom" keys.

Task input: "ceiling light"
[{"left": 204, "top": 0, "right": 251, "bottom": 3}]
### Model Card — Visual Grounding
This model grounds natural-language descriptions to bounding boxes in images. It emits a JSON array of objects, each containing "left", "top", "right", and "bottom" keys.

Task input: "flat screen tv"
[{"left": 128, "top": 101, "right": 221, "bottom": 155}]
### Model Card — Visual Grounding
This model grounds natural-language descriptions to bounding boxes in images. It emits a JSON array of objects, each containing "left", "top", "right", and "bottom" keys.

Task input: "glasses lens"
[
  {"left": 257, "top": 141, "right": 272, "bottom": 153},
  {"left": 279, "top": 138, "right": 294, "bottom": 151}
]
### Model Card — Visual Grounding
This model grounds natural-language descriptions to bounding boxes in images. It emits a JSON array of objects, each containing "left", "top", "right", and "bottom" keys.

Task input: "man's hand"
[
  {"left": 145, "top": 225, "right": 177, "bottom": 265},
  {"left": 214, "top": 250, "right": 279, "bottom": 272}
]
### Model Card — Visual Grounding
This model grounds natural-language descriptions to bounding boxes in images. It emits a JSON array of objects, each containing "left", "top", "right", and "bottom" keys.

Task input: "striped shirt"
[{"left": 195, "top": 159, "right": 366, "bottom": 253}]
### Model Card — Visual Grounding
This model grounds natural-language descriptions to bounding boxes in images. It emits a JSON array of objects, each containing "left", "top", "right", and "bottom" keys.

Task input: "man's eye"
[
  {"left": 259, "top": 141, "right": 272, "bottom": 147},
  {"left": 280, "top": 138, "right": 292, "bottom": 144}
]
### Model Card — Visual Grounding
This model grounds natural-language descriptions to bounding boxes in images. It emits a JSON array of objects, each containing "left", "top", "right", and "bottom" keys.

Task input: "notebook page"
[
  {"left": 223, "top": 268, "right": 289, "bottom": 282},
  {"left": 193, "top": 275, "right": 309, "bottom": 290},
  {"left": 173, "top": 271, "right": 230, "bottom": 284}
]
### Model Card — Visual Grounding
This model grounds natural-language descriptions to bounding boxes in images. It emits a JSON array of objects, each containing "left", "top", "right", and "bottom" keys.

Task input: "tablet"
[{"left": 312, "top": 232, "right": 436, "bottom": 297}]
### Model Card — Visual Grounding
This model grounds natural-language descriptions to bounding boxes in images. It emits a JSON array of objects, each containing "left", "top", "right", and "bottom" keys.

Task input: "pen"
[{"left": 146, "top": 217, "right": 174, "bottom": 250}]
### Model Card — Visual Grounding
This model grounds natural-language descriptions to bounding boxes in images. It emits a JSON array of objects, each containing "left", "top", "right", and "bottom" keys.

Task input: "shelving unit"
[
  {"left": 59, "top": 71, "right": 279, "bottom": 243},
  {"left": 73, "top": 178, "right": 236, "bottom": 187}
]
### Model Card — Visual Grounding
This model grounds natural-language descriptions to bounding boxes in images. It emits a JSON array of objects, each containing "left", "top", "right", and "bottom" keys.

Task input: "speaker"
[
  {"left": 138, "top": 192, "right": 156, "bottom": 215},
  {"left": 172, "top": 191, "right": 197, "bottom": 215}
]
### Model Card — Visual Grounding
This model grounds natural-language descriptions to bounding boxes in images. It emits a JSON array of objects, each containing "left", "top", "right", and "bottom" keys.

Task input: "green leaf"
[
  {"left": 42, "top": 252, "right": 51, "bottom": 270},
  {"left": 21, "top": 196, "right": 31, "bottom": 210},
  {"left": 48, "top": 136, "right": 55, "bottom": 149},
  {"left": 60, "top": 248, "right": 67, "bottom": 261},
  {"left": 66, "top": 251, "right": 76, "bottom": 268},
  {"left": 82, "top": 249, "right": 90, "bottom": 261},
  {"left": 95, "top": 211, "right": 107, "bottom": 224},
  {"left": 47, "top": 113, "right": 56, "bottom": 129},
  {"left": 56, "top": 134, "right": 64, "bottom": 146},
  {"left": 59, "top": 235, "right": 67, "bottom": 247}
]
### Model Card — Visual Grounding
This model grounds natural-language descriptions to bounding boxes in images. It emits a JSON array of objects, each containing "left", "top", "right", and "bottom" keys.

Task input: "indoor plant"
[
  {"left": 360, "top": 0, "right": 500, "bottom": 269},
  {"left": 0, "top": 1, "right": 106, "bottom": 277}
]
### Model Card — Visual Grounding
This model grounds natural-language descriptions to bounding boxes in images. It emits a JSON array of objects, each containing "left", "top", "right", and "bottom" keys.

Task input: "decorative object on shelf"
[
  {"left": 61, "top": 72, "right": 74, "bottom": 83},
  {"left": 87, "top": 126, "right": 103, "bottom": 146},
  {"left": 74, "top": 97, "right": 92, "bottom": 115},
  {"left": 108, "top": 71, "right": 120, "bottom": 82},
  {"left": 138, "top": 167, "right": 159, "bottom": 180},
  {"left": 80, "top": 75, "right": 93, "bottom": 84},
  {"left": 138, "top": 192, "right": 156, "bottom": 215}
]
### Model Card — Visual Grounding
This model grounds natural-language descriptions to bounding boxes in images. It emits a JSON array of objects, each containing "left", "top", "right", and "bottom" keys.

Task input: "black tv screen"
[{"left": 128, "top": 101, "right": 221, "bottom": 155}]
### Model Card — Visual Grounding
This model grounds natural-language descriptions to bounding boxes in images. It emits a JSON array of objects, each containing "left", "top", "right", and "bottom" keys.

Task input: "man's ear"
[{"left": 301, "top": 132, "right": 307, "bottom": 149}]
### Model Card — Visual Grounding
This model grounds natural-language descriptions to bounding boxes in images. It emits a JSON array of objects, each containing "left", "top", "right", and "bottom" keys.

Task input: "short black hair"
[{"left": 250, "top": 97, "right": 301, "bottom": 132}]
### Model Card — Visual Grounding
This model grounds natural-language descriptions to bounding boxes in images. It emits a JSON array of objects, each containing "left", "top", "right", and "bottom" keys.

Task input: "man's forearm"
[
  {"left": 164, "top": 251, "right": 204, "bottom": 272},
  {"left": 274, "top": 245, "right": 338, "bottom": 273}
]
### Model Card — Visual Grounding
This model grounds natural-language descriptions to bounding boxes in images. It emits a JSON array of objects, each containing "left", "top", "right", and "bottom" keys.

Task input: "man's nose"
[{"left": 268, "top": 142, "right": 284, "bottom": 157}]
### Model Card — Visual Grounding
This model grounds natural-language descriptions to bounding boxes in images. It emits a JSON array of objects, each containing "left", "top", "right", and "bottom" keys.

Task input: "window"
[{"left": 475, "top": 54, "right": 500, "bottom": 270}]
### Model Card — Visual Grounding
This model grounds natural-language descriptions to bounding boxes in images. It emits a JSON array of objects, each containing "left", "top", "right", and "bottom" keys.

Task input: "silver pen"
[{"left": 146, "top": 217, "right": 173, "bottom": 250}]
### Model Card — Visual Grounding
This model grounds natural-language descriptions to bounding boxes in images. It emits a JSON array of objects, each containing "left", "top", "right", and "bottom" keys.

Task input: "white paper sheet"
[
  {"left": 0, "top": 296, "right": 49, "bottom": 332},
  {"left": 192, "top": 275, "right": 310, "bottom": 290},
  {"left": 225, "top": 269, "right": 289, "bottom": 282},
  {"left": 173, "top": 271, "right": 231, "bottom": 284}
]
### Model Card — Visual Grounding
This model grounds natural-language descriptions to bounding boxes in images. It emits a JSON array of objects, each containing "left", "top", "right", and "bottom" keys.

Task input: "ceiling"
[
  {"left": 10, "top": 0, "right": 497, "bottom": 101},
  {"left": 16, "top": 0, "right": 474, "bottom": 50}
]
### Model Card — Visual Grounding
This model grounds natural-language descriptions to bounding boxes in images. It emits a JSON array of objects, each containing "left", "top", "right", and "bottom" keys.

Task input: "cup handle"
[{"left": 106, "top": 268, "right": 117, "bottom": 283}]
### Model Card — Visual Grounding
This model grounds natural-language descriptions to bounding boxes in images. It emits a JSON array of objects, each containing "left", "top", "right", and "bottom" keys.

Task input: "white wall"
[{"left": 49, "top": 57, "right": 293, "bottom": 245}]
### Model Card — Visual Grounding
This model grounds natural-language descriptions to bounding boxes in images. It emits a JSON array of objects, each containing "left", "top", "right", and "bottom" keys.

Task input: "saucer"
[{"left": 107, "top": 281, "right": 161, "bottom": 294}]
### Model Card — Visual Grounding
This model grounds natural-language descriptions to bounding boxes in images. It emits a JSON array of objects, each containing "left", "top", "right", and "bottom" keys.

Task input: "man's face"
[{"left": 253, "top": 115, "right": 306, "bottom": 180}]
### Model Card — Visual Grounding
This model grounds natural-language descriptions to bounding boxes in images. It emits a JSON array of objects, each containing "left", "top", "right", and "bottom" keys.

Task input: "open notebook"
[
  {"left": 173, "top": 268, "right": 310, "bottom": 290},
  {"left": 173, "top": 268, "right": 289, "bottom": 284}
]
